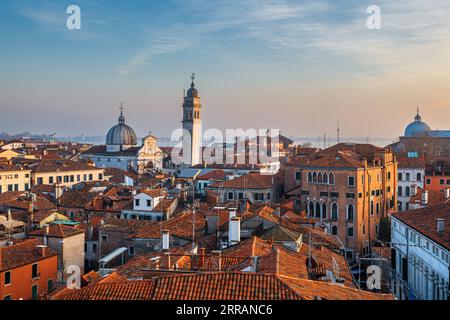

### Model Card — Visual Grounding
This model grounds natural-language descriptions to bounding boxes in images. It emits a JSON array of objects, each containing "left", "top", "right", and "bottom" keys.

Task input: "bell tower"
[{"left": 182, "top": 73, "right": 202, "bottom": 166}]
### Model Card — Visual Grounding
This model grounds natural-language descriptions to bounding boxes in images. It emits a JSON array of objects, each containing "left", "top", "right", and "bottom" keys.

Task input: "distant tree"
[{"left": 378, "top": 216, "right": 391, "bottom": 243}]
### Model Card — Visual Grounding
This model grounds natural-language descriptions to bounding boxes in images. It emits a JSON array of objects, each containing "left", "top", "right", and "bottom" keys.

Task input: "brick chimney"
[
  {"left": 36, "top": 245, "right": 48, "bottom": 257},
  {"left": 211, "top": 250, "right": 222, "bottom": 271},
  {"left": 198, "top": 247, "right": 206, "bottom": 270}
]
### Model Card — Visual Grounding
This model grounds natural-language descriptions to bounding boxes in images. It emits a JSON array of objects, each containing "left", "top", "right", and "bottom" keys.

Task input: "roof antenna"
[{"left": 337, "top": 118, "right": 340, "bottom": 144}]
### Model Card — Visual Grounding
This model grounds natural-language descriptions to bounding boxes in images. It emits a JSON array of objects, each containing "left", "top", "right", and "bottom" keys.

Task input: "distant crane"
[{"left": 43, "top": 132, "right": 56, "bottom": 142}]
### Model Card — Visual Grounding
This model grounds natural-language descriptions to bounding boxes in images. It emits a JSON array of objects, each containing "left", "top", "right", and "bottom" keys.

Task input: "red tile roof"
[
  {"left": 392, "top": 202, "right": 450, "bottom": 250},
  {"left": 197, "top": 170, "right": 229, "bottom": 181},
  {"left": 29, "top": 224, "right": 85, "bottom": 238},
  {"left": 209, "top": 172, "right": 275, "bottom": 189},
  {"left": 0, "top": 238, "right": 57, "bottom": 271}
]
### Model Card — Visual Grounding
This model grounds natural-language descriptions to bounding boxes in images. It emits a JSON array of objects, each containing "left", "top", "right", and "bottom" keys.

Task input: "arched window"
[
  {"left": 329, "top": 173, "right": 335, "bottom": 185},
  {"left": 347, "top": 204, "right": 354, "bottom": 221},
  {"left": 331, "top": 225, "right": 338, "bottom": 235},
  {"left": 398, "top": 172, "right": 403, "bottom": 181},
  {"left": 308, "top": 201, "right": 314, "bottom": 217},
  {"left": 318, "top": 172, "right": 323, "bottom": 183},
  {"left": 315, "top": 202, "right": 321, "bottom": 218},
  {"left": 398, "top": 201, "right": 403, "bottom": 211},
  {"left": 405, "top": 173, "right": 410, "bottom": 181},
  {"left": 307, "top": 172, "right": 312, "bottom": 183},
  {"left": 313, "top": 172, "right": 317, "bottom": 183},
  {"left": 398, "top": 186, "right": 403, "bottom": 196},
  {"left": 417, "top": 172, "right": 422, "bottom": 181},
  {"left": 323, "top": 172, "right": 328, "bottom": 184},
  {"left": 331, "top": 203, "right": 338, "bottom": 220},
  {"left": 322, "top": 203, "right": 327, "bottom": 219},
  {"left": 405, "top": 186, "right": 410, "bottom": 197}
]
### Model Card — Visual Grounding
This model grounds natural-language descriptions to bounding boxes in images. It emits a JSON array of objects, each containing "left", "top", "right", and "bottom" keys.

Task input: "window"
[
  {"left": 440, "top": 179, "right": 445, "bottom": 185},
  {"left": 417, "top": 173, "right": 422, "bottom": 181},
  {"left": 405, "top": 173, "right": 410, "bottom": 181},
  {"left": 398, "top": 172, "right": 403, "bottom": 181},
  {"left": 228, "top": 192, "right": 234, "bottom": 200},
  {"left": 37, "top": 177, "right": 43, "bottom": 185},
  {"left": 329, "top": 173, "right": 335, "bottom": 185},
  {"left": 32, "top": 263, "right": 38, "bottom": 278},
  {"left": 135, "top": 199, "right": 140, "bottom": 206},
  {"left": 376, "top": 202, "right": 380, "bottom": 214},
  {"left": 370, "top": 200, "right": 374, "bottom": 215},
  {"left": 48, "top": 279, "right": 53, "bottom": 292},
  {"left": 84, "top": 243, "right": 87, "bottom": 252},
  {"left": 4, "top": 271, "right": 11, "bottom": 285},
  {"left": 331, "top": 203, "right": 338, "bottom": 220},
  {"left": 49, "top": 176, "right": 54, "bottom": 184},
  {"left": 313, "top": 172, "right": 317, "bottom": 183},
  {"left": 24, "top": 183, "right": 29, "bottom": 191},
  {"left": 308, "top": 202, "right": 314, "bottom": 217},
  {"left": 146, "top": 199, "right": 151, "bottom": 207},
  {"left": 4, "top": 295, "right": 12, "bottom": 300},
  {"left": 320, "top": 191, "right": 329, "bottom": 197},
  {"left": 330, "top": 192, "right": 339, "bottom": 198},
  {"left": 238, "top": 192, "right": 244, "bottom": 199},
  {"left": 398, "top": 186, "right": 402, "bottom": 196},
  {"left": 129, "top": 246, "right": 135, "bottom": 256},
  {"left": 31, "top": 285, "right": 38, "bottom": 299},
  {"left": 89, "top": 174, "right": 93, "bottom": 181},
  {"left": 307, "top": 172, "right": 312, "bottom": 183},
  {"left": 295, "top": 172, "right": 301, "bottom": 181},
  {"left": 101, "top": 235, "right": 108, "bottom": 242},
  {"left": 405, "top": 186, "right": 410, "bottom": 197},
  {"left": 347, "top": 204, "right": 354, "bottom": 221},
  {"left": 77, "top": 175, "right": 81, "bottom": 182},
  {"left": 99, "top": 173, "right": 103, "bottom": 180},
  {"left": 323, "top": 173, "right": 328, "bottom": 184},
  {"left": 315, "top": 202, "right": 321, "bottom": 218},
  {"left": 301, "top": 190, "right": 310, "bottom": 196},
  {"left": 387, "top": 172, "right": 391, "bottom": 180},
  {"left": 331, "top": 225, "right": 338, "bottom": 235},
  {"left": 92, "top": 243, "right": 98, "bottom": 253},
  {"left": 322, "top": 203, "right": 327, "bottom": 219},
  {"left": 346, "top": 193, "right": 355, "bottom": 199},
  {"left": 57, "top": 176, "right": 62, "bottom": 183},
  {"left": 64, "top": 176, "right": 69, "bottom": 183},
  {"left": 347, "top": 227, "right": 354, "bottom": 237},
  {"left": 318, "top": 172, "right": 323, "bottom": 183},
  {"left": 348, "top": 176, "right": 355, "bottom": 186},
  {"left": 70, "top": 175, "right": 74, "bottom": 182}
]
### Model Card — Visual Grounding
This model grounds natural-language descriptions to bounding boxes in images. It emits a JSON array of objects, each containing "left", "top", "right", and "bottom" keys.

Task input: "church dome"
[
  {"left": 404, "top": 109, "right": 430, "bottom": 137},
  {"left": 106, "top": 107, "right": 137, "bottom": 146}
]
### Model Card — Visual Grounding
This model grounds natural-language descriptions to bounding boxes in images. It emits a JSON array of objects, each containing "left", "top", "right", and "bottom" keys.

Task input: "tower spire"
[
  {"left": 191, "top": 73, "right": 196, "bottom": 87},
  {"left": 415, "top": 106, "right": 422, "bottom": 122},
  {"left": 118, "top": 101, "right": 125, "bottom": 124}
]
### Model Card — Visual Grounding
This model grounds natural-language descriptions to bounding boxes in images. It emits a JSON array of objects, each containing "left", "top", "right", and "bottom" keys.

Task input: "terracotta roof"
[
  {"left": 55, "top": 272, "right": 391, "bottom": 300},
  {"left": 397, "top": 156, "right": 426, "bottom": 169},
  {"left": 58, "top": 190, "right": 98, "bottom": 208},
  {"left": 409, "top": 187, "right": 448, "bottom": 206},
  {"left": 0, "top": 238, "right": 57, "bottom": 271},
  {"left": 101, "top": 218, "right": 159, "bottom": 234},
  {"left": 209, "top": 172, "right": 275, "bottom": 189},
  {"left": 30, "top": 224, "right": 85, "bottom": 238},
  {"left": 138, "top": 189, "right": 166, "bottom": 198},
  {"left": 84, "top": 145, "right": 142, "bottom": 157},
  {"left": 197, "top": 170, "right": 229, "bottom": 181},
  {"left": 103, "top": 167, "right": 139, "bottom": 184},
  {"left": 393, "top": 202, "right": 450, "bottom": 250},
  {"left": 29, "top": 158, "right": 103, "bottom": 173},
  {"left": 131, "top": 210, "right": 206, "bottom": 240}
]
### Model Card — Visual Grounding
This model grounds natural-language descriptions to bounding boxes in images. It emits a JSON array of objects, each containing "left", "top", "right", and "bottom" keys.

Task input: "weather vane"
[
  {"left": 119, "top": 101, "right": 124, "bottom": 114},
  {"left": 191, "top": 73, "right": 195, "bottom": 84}
]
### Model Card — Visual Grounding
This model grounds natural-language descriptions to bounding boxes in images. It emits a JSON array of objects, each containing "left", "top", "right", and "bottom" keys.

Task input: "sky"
[{"left": 0, "top": 0, "right": 450, "bottom": 141}]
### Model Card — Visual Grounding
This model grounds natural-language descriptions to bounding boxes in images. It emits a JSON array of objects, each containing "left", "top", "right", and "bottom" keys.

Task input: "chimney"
[
  {"left": 228, "top": 217, "right": 241, "bottom": 245},
  {"left": 445, "top": 188, "right": 450, "bottom": 200},
  {"left": 43, "top": 224, "right": 50, "bottom": 245},
  {"left": 36, "top": 245, "right": 48, "bottom": 257},
  {"left": 422, "top": 190, "right": 429, "bottom": 205},
  {"left": 228, "top": 208, "right": 237, "bottom": 219},
  {"left": 198, "top": 248, "right": 206, "bottom": 270},
  {"left": 437, "top": 219, "right": 445, "bottom": 233},
  {"left": 411, "top": 185, "right": 418, "bottom": 196},
  {"left": 211, "top": 250, "right": 222, "bottom": 271},
  {"left": 162, "top": 230, "right": 170, "bottom": 251},
  {"left": 164, "top": 252, "right": 171, "bottom": 270}
]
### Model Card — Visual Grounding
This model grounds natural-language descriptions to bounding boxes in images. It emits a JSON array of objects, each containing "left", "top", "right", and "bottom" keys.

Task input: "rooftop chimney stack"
[
  {"left": 445, "top": 188, "right": 450, "bottom": 200},
  {"left": 437, "top": 219, "right": 445, "bottom": 233},
  {"left": 228, "top": 208, "right": 237, "bottom": 219},
  {"left": 422, "top": 190, "right": 429, "bottom": 205},
  {"left": 162, "top": 230, "right": 170, "bottom": 251},
  {"left": 228, "top": 217, "right": 241, "bottom": 245},
  {"left": 411, "top": 185, "right": 418, "bottom": 196},
  {"left": 211, "top": 250, "right": 222, "bottom": 271}
]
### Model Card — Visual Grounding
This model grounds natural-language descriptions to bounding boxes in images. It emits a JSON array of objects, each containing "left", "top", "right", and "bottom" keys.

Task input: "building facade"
[
  {"left": 285, "top": 143, "right": 398, "bottom": 257},
  {"left": 391, "top": 204, "right": 450, "bottom": 300},
  {"left": 0, "top": 164, "right": 31, "bottom": 194},
  {"left": 397, "top": 157, "right": 425, "bottom": 211}
]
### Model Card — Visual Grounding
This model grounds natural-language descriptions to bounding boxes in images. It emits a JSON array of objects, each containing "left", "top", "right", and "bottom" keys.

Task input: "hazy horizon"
[{"left": 1, "top": 0, "right": 450, "bottom": 139}]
